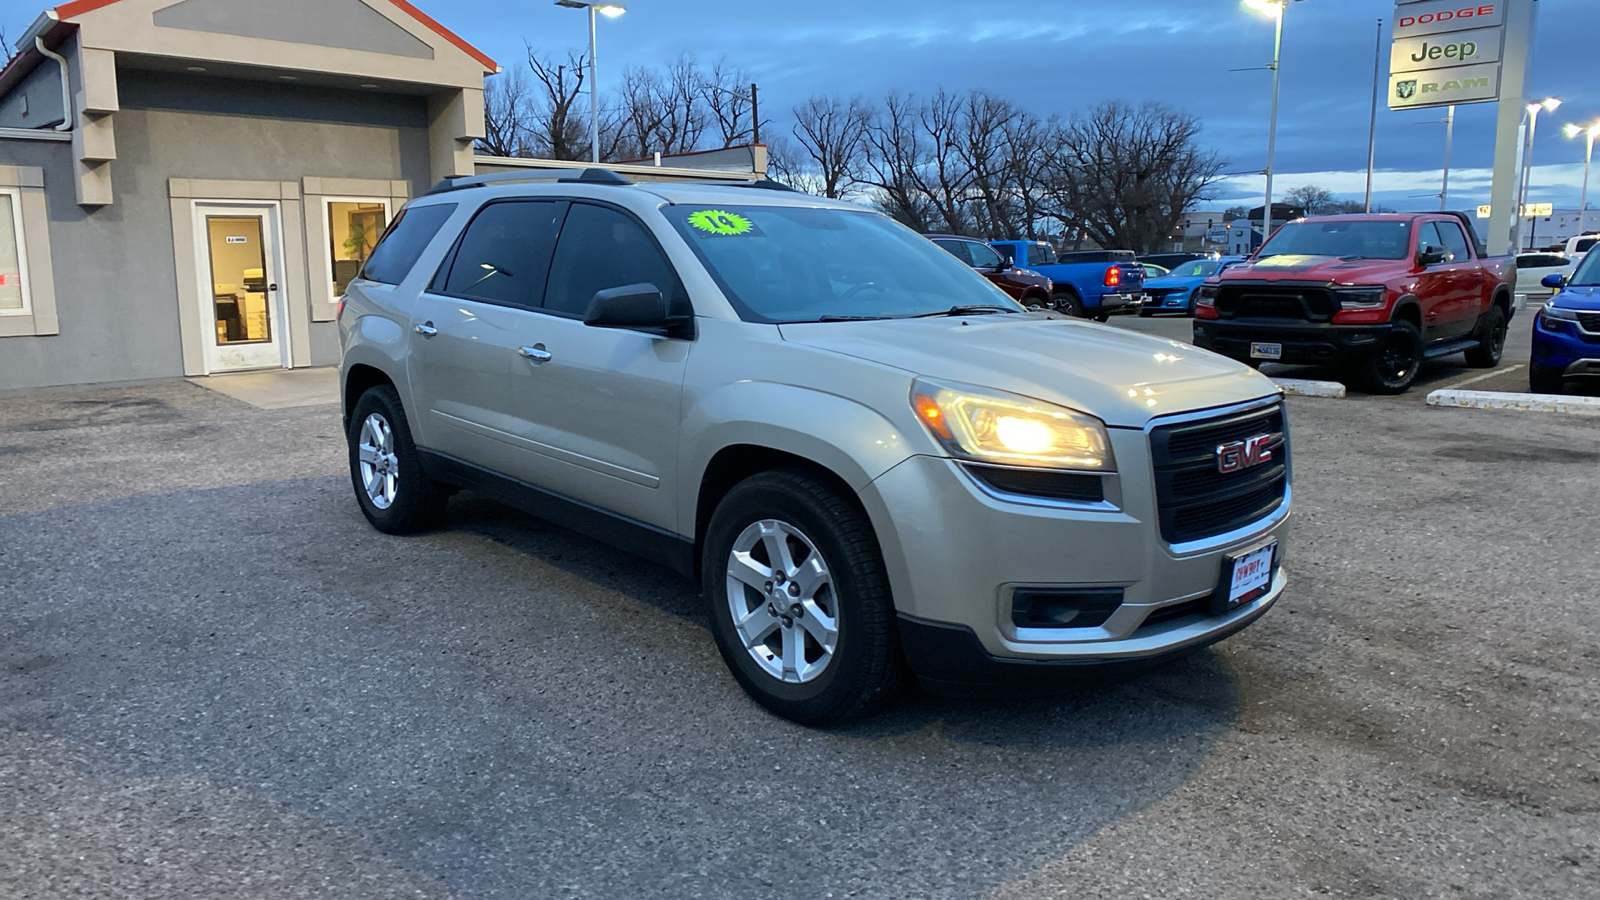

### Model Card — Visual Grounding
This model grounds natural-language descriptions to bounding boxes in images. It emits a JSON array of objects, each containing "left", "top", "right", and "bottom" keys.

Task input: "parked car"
[
  {"left": 1529, "top": 251, "right": 1600, "bottom": 393},
  {"left": 1139, "top": 251, "right": 1218, "bottom": 271},
  {"left": 1139, "top": 256, "right": 1248, "bottom": 317},
  {"left": 928, "top": 234, "right": 1054, "bottom": 308},
  {"left": 1562, "top": 232, "right": 1600, "bottom": 264},
  {"left": 1191, "top": 212, "right": 1516, "bottom": 394},
  {"left": 988, "top": 241, "right": 1146, "bottom": 321},
  {"left": 340, "top": 171, "right": 1291, "bottom": 724},
  {"left": 1514, "top": 252, "right": 1574, "bottom": 297}
]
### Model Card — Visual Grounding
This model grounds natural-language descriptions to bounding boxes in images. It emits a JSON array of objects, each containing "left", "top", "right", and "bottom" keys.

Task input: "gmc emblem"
[{"left": 1217, "top": 435, "right": 1274, "bottom": 474}]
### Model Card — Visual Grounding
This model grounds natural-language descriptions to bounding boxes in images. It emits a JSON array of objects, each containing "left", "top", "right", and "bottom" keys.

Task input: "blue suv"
[{"left": 1530, "top": 250, "right": 1600, "bottom": 394}]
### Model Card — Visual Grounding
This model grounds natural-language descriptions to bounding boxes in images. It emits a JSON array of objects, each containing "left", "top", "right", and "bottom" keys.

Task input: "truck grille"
[
  {"left": 1215, "top": 285, "right": 1338, "bottom": 321},
  {"left": 1150, "top": 402, "right": 1288, "bottom": 545}
]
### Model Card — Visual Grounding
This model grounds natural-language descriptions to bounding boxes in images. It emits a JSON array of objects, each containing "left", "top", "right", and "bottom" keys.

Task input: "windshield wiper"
[
  {"left": 816, "top": 315, "right": 891, "bottom": 322},
  {"left": 909, "top": 304, "right": 1018, "bottom": 318}
]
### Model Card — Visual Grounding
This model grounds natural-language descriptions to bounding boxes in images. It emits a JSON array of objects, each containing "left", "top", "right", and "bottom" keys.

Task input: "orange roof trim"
[{"left": 52, "top": 0, "right": 500, "bottom": 73}]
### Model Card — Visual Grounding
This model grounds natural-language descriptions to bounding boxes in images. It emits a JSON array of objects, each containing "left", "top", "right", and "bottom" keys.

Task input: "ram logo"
[
  {"left": 1216, "top": 435, "right": 1275, "bottom": 474},
  {"left": 1396, "top": 80, "right": 1418, "bottom": 100}
]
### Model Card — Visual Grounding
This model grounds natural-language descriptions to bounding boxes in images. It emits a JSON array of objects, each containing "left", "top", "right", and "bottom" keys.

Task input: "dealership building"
[{"left": 0, "top": 0, "right": 763, "bottom": 393}]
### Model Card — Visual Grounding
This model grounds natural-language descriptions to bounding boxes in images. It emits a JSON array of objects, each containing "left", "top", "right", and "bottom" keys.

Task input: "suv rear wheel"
[
  {"left": 1351, "top": 320, "right": 1424, "bottom": 394},
  {"left": 348, "top": 385, "right": 449, "bottom": 534},
  {"left": 702, "top": 469, "right": 906, "bottom": 725}
]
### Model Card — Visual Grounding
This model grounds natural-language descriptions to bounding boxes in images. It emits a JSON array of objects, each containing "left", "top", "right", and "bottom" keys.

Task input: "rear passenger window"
[
  {"left": 441, "top": 201, "right": 564, "bottom": 308},
  {"left": 543, "top": 203, "right": 679, "bottom": 317},
  {"left": 1435, "top": 221, "right": 1472, "bottom": 263},
  {"left": 360, "top": 203, "right": 456, "bottom": 285}
]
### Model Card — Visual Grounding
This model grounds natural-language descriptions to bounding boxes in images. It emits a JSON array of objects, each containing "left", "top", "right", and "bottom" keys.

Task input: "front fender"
[{"left": 679, "top": 380, "right": 924, "bottom": 531}]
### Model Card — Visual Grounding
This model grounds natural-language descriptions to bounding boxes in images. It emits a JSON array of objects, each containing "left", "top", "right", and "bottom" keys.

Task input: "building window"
[
  {"left": 326, "top": 199, "right": 391, "bottom": 298},
  {"left": 0, "top": 190, "right": 32, "bottom": 317}
]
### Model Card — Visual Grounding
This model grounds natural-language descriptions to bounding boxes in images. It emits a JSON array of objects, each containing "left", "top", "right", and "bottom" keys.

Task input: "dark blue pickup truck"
[{"left": 989, "top": 241, "right": 1146, "bottom": 321}]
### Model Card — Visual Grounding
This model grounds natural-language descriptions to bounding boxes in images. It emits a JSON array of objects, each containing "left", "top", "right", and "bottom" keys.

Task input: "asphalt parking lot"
[
  {"left": 3, "top": 374, "right": 1598, "bottom": 899},
  {"left": 1113, "top": 300, "right": 1599, "bottom": 399}
]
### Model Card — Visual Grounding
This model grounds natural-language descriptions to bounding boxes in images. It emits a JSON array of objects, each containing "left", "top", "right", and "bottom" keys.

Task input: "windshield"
[
  {"left": 1570, "top": 249, "right": 1600, "bottom": 286},
  {"left": 669, "top": 205, "right": 1023, "bottom": 323},
  {"left": 1176, "top": 260, "right": 1225, "bottom": 278},
  {"left": 1257, "top": 220, "right": 1412, "bottom": 261}
]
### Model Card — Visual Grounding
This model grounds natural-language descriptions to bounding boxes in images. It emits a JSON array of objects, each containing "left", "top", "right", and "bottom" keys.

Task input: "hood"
[
  {"left": 1144, "top": 275, "right": 1204, "bottom": 291},
  {"left": 1222, "top": 254, "right": 1411, "bottom": 285},
  {"left": 1551, "top": 285, "right": 1600, "bottom": 310},
  {"left": 778, "top": 314, "right": 1276, "bottom": 428}
]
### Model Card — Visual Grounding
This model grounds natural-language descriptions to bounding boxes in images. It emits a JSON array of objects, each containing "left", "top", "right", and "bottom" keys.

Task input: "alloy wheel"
[
  {"left": 724, "top": 519, "right": 839, "bottom": 684},
  {"left": 357, "top": 413, "right": 400, "bottom": 510}
]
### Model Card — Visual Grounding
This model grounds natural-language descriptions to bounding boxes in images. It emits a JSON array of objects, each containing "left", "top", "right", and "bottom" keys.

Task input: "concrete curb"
[
  {"left": 1273, "top": 378, "right": 1347, "bottom": 399},
  {"left": 1425, "top": 389, "right": 1600, "bottom": 417}
]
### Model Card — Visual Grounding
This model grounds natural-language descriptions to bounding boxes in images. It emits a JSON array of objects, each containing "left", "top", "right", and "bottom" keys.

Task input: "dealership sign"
[{"left": 1389, "top": 1, "right": 1506, "bottom": 110}]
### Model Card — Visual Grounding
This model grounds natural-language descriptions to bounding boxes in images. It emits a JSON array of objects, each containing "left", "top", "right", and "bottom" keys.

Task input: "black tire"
[
  {"left": 1055, "top": 290, "right": 1085, "bottom": 318},
  {"left": 347, "top": 385, "right": 449, "bottom": 535},
  {"left": 1093, "top": 311, "right": 1113, "bottom": 323},
  {"left": 1137, "top": 307, "right": 1154, "bottom": 318},
  {"left": 1463, "top": 305, "right": 1508, "bottom": 368},
  {"left": 1528, "top": 363, "right": 1566, "bottom": 395},
  {"left": 702, "top": 469, "right": 907, "bottom": 726},
  {"left": 1351, "top": 320, "right": 1425, "bottom": 395},
  {"left": 1022, "top": 292, "right": 1051, "bottom": 311}
]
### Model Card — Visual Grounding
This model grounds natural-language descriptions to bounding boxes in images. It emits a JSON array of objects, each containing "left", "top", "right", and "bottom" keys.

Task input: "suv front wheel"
[{"left": 703, "top": 469, "right": 906, "bottom": 725}]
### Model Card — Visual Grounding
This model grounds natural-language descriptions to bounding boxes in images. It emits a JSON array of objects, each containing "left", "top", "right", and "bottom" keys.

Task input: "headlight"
[
  {"left": 1196, "top": 284, "right": 1221, "bottom": 302},
  {"left": 1539, "top": 306, "right": 1578, "bottom": 321},
  {"left": 911, "top": 378, "right": 1115, "bottom": 471},
  {"left": 1335, "top": 287, "right": 1387, "bottom": 309}
]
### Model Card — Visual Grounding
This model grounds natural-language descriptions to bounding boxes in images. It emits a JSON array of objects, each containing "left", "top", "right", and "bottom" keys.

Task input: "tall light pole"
[
  {"left": 1441, "top": 106, "right": 1455, "bottom": 211},
  {"left": 1520, "top": 96, "right": 1561, "bottom": 245},
  {"left": 1566, "top": 121, "right": 1600, "bottom": 215},
  {"left": 1244, "top": 0, "right": 1304, "bottom": 247},
  {"left": 1364, "top": 18, "right": 1382, "bottom": 213},
  {"left": 554, "top": 0, "right": 626, "bottom": 163}
]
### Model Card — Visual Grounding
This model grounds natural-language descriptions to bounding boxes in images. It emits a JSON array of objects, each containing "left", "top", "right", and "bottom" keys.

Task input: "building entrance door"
[{"left": 195, "top": 205, "right": 287, "bottom": 372}]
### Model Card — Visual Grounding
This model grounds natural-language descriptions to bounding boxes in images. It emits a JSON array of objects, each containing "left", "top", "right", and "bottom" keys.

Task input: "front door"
[{"left": 197, "top": 206, "right": 286, "bottom": 372}]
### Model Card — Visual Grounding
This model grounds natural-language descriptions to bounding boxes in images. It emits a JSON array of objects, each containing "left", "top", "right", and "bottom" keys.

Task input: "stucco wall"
[
  {"left": 0, "top": 61, "right": 69, "bottom": 131},
  {"left": 0, "top": 69, "right": 432, "bottom": 392}
]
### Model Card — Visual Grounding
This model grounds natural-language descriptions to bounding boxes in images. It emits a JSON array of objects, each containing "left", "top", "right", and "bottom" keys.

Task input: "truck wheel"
[
  {"left": 1528, "top": 363, "right": 1566, "bottom": 394},
  {"left": 1055, "top": 291, "right": 1085, "bottom": 318},
  {"left": 348, "top": 385, "right": 449, "bottom": 534},
  {"left": 702, "top": 469, "right": 906, "bottom": 726},
  {"left": 1463, "top": 306, "right": 1507, "bottom": 368},
  {"left": 1352, "top": 321, "right": 1424, "bottom": 395},
  {"left": 1022, "top": 292, "right": 1051, "bottom": 311},
  {"left": 1093, "top": 311, "right": 1113, "bottom": 323}
]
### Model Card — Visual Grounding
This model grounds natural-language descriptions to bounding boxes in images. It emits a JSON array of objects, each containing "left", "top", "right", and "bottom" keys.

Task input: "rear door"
[
  {"left": 405, "top": 199, "right": 566, "bottom": 480},
  {"left": 505, "top": 201, "right": 693, "bottom": 533}
]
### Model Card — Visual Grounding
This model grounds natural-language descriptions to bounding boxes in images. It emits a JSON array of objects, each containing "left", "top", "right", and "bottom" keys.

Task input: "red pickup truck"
[{"left": 1190, "top": 212, "right": 1515, "bottom": 393}]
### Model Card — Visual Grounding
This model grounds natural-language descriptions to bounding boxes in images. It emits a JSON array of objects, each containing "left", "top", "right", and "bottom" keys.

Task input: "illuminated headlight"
[
  {"left": 911, "top": 378, "right": 1115, "bottom": 471},
  {"left": 1335, "top": 287, "right": 1388, "bottom": 309}
]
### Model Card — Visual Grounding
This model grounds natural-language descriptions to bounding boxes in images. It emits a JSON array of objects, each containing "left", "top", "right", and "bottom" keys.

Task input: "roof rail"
[{"left": 425, "top": 167, "right": 631, "bottom": 196}]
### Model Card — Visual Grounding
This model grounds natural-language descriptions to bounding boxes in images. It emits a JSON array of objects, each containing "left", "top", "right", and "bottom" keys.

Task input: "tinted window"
[
  {"left": 544, "top": 203, "right": 679, "bottom": 317},
  {"left": 992, "top": 244, "right": 1017, "bottom": 265},
  {"left": 441, "top": 201, "right": 564, "bottom": 308},
  {"left": 361, "top": 203, "right": 456, "bottom": 285},
  {"left": 1435, "top": 220, "right": 1472, "bottom": 262},
  {"left": 1517, "top": 254, "right": 1568, "bottom": 269},
  {"left": 1577, "top": 237, "right": 1599, "bottom": 253},
  {"left": 1030, "top": 243, "right": 1058, "bottom": 265},
  {"left": 1177, "top": 260, "right": 1224, "bottom": 278}
]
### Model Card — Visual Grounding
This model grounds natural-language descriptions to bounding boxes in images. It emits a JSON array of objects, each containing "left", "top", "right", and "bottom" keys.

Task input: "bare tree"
[
  {"left": 916, "top": 90, "right": 976, "bottom": 234},
  {"left": 704, "top": 58, "right": 755, "bottom": 148},
  {"left": 1046, "top": 101, "right": 1226, "bottom": 253},
  {"left": 524, "top": 47, "right": 589, "bottom": 160},
  {"left": 790, "top": 94, "right": 871, "bottom": 199},
  {"left": 1284, "top": 185, "right": 1338, "bottom": 216},
  {"left": 861, "top": 92, "right": 935, "bottom": 232},
  {"left": 479, "top": 69, "right": 531, "bottom": 157}
]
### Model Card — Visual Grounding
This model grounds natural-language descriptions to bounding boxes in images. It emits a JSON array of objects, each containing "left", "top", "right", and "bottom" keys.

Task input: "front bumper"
[
  {"left": 859, "top": 414, "right": 1290, "bottom": 692},
  {"left": 1531, "top": 317, "right": 1600, "bottom": 374},
  {"left": 1193, "top": 319, "right": 1392, "bottom": 366}
]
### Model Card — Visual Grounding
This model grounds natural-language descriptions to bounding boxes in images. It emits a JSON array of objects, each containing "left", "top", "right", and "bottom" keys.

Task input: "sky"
[{"left": 3, "top": 0, "right": 1595, "bottom": 212}]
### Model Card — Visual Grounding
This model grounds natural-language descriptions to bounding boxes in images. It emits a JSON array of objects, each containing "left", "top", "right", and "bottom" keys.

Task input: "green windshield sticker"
[{"left": 688, "top": 209, "right": 754, "bottom": 236}]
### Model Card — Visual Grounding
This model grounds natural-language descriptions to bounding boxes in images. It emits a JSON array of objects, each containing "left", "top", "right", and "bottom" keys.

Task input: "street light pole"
[
  {"left": 1263, "top": 2, "right": 1284, "bottom": 245},
  {"left": 1365, "top": 18, "right": 1381, "bottom": 213},
  {"left": 1567, "top": 122, "right": 1600, "bottom": 214},
  {"left": 1441, "top": 105, "right": 1455, "bottom": 211},
  {"left": 1520, "top": 97, "right": 1561, "bottom": 247},
  {"left": 554, "top": 1, "right": 625, "bottom": 164}
]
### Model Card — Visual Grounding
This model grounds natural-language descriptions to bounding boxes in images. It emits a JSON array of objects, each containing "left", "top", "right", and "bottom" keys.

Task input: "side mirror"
[
  {"left": 1417, "top": 245, "right": 1448, "bottom": 266},
  {"left": 584, "top": 283, "right": 672, "bottom": 331},
  {"left": 1541, "top": 273, "right": 1567, "bottom": 289}
]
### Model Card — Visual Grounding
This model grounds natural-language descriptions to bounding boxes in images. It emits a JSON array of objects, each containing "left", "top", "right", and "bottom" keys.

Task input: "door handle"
[
  {"left": 519, "top": 345, "right": 552, "bottom": 364},
  {"left": 414, "top": 322, "right": 438, "bottom": 338}
]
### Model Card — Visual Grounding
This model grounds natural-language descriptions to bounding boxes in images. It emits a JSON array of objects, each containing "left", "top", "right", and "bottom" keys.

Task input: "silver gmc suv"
[{"left": 339, "top": 170, "right": 1291, "bottom": 724}]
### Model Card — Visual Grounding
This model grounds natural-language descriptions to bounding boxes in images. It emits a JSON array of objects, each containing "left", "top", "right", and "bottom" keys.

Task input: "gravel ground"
[{"left": 2, "top": 378, "right": 1597, "bottom": 899}]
